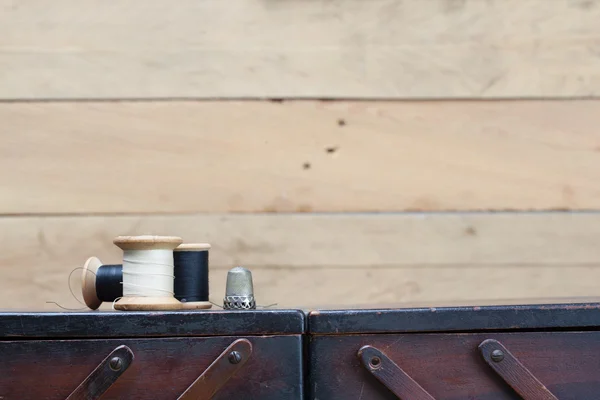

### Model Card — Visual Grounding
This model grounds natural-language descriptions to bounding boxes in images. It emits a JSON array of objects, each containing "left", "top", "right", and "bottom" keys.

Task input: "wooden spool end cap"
[
  {"left": 81, "top": 256, "right": 103, "bottom": 310},
  {"left": 114, "top": 296, "right": 183, "bottom": 311},
  {"left": 113, "top": 235, "right": 183, "bottom": 251},
  {"left": 180, "top": 301, "right": 213, "bottom": 310},
  {"left": 175, "top": 243, "right": 211, "bottom": 252}
]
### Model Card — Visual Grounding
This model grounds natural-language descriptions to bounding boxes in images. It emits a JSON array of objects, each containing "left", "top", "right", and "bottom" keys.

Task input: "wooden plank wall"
[{"left": 1, "top": 0, "right": 600, "bottom": 310}]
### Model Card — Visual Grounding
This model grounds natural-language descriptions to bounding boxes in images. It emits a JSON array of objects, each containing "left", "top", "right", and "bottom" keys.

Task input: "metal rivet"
[
  {"left": 109, "top": 357, "right": 123, "bottom": 371},
  {"left": 228, "top": 351, "right": 242, "bottom": 364},
  {"left": 491, "top": 349, "right": 505, "bottom": 362},
  {"left": 369, "top": 356, "right": 382, "bottom": 369}
]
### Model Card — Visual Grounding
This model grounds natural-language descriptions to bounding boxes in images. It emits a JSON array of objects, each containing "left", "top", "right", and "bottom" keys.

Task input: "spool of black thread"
[
  {"left": 174, "top": 243, "right": 212, "bottom": 309},
  {"left": 95, "top": 264, "right": 123, "bottom": 302},
  {"left": 82, "top": 257, "right": 123, "bottom": 310}
]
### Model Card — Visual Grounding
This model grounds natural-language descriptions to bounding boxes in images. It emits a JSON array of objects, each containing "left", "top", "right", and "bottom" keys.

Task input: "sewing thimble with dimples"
[{"left": 223, "top": 267, "right": 256, "bottom": 310}]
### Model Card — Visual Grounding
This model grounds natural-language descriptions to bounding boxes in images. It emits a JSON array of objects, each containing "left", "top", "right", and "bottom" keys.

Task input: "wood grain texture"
[
  {"left": 2, "top": 0, "right": 600, "bottom": 99},
  {"left": 1, "top": 213, "right": 599, "bottom": 309},
  {"left": 24, "top": 263, "right": 600, "bottom": 311},
  {"left": 358, "top": 345, "right": 437, "bottom": 400},
  {"left": 0, "top": 336, "right": 303, "bottom": 399},
  {"left": 3, "top": 100, "right": 600, "bottom": 213},
  {"left": 311, "top": 332, "right": 600, "bottom": 399},
  {"left": 309, "top": 302, "right": 600, "bottom": 334},
  {"left": 479, "top": 339, "right": 559, "bottom": 400},
  {"left": 5, "top": 213, "right": 600, "bottom": 268},
  {"left": 65, "top": 345, "right": 134, "bottom": 400}
]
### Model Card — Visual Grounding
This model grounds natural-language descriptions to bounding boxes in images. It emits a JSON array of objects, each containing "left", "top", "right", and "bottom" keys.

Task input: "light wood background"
[{"left": 1, "top": 0, "right": 600, "bottom": 310}]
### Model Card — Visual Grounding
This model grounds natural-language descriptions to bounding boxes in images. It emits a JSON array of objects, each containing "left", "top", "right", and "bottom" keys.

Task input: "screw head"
[
  {"left": 369, "top": 356, "right": 382, "bottom": 370},
  {"left": 491, "top": 349, "right": 505, "bottom": 362},
  {"left": 109, "top": 357, "right": 123, "bottom": 371},
  {"left": 228, "top": 351, "right": 242, "bottom": 364}
]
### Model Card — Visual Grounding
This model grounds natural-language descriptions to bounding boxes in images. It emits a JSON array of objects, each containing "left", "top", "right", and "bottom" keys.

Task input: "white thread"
[
  {"left": 112, "top": 297, "right": 123, "bottom": 311},
  {"left": 121, "top": 249, "right": 175, "bottom": 298}
]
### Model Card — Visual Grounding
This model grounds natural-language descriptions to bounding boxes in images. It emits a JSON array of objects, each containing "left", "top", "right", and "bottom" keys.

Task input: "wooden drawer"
[
  {"left": 0, "top": 310, "right": 305, "bottom": 400},
  {"left": 308, "top": 300, "right": 600, "bottom": 399}
]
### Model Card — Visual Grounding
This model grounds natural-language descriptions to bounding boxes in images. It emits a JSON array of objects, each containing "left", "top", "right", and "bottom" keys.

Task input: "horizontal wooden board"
[
  {"left": 0, "top": 212, "right": 599, "bottom": 309},
  {"left": 3, "top": 213, "right": 600, "bottom": 269},
  {"left": 2, "top": 0, "right": 600, "bottom": 99},
  {"left": 16, "top": 264, "right": 600, "bottom": 311},
  {"left": 3, "top": 100, "right": 600, "bottom": 213}
]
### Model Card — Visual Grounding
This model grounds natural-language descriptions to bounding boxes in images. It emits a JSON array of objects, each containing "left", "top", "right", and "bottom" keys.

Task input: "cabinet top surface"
[
  {"left": 308, "top": 297, "right": 600, "bottom": 335},
  {"left": 3, "top": 298, "right": 600, "bottom": 337},
  {"left": 0, "top": 309, "right": 306, "bottom": 338}
]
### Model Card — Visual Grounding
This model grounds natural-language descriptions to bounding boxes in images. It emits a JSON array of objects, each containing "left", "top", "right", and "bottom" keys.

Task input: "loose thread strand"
[
  {"left": 46, "top": 267, "right": 94, "bottom": 311},
  {"left": 209, "top": 300, "right": 224, "bottom": 309},
  {"left": 112, "top": 297, "right": 123, "bottom": 311}
]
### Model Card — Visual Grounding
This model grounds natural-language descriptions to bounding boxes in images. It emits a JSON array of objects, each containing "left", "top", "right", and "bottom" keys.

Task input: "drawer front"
[
  {"left": 310, "top": 331, "right": 600, "bottom": 399},
  {"left": 0, "top": 335, "right": 303, "bottom": 399}
]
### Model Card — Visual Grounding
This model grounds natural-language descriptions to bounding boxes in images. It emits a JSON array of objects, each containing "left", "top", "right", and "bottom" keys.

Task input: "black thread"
[
  {"left": 96, "top": 264, "right": 123, "bottom": 302},
  {"left": 174, "top": 250, "right": 209, "bottom": 303}
]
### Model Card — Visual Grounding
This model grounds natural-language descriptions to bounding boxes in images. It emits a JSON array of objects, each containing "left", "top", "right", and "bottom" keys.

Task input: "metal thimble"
[{"left": 223, "top": 266, "right": 256, "bottom": 310}]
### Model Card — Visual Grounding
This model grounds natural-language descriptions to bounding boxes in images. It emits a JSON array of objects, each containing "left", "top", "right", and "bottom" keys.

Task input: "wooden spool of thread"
[
  {"left": 174, "top": 243, "right": 212, "bottom": 310},
  {"left": 113, "top": 235, "right": 183, "bottom": 311},
  {"left": 81, "top": 257, "right": 123, "bottom": 310},
  {"left": 81, "top": 243, "right": 212, "bottom": 310}
]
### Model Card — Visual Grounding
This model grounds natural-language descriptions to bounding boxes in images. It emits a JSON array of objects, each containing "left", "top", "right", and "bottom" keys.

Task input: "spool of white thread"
[{"left": 113, "top": 235, "right": 183, "bottom": 311}]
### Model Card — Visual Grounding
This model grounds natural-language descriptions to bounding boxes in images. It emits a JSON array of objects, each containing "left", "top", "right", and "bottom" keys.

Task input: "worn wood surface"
[
  {"left": 4, "top": 213, "right": 599, "bottom": 267},
  {"left": 177, "top": 339, "right": 252, "bottom": 400},
  {"left": 0, "top": 311, "right": 305, "bottom": 338},
  {"left": 358, "top": 345, "right": 436, "bottom": 400},
  {"left": 65, "top": 345, "right": 134, "bottom": 400},
  {"left": 310, "top": 332, "right": 600, "bottom": 399},
  {"left": 308, "top": 302, "right": 600, "bottom": 334},
  {"left": 0, "top": 336, "right": 303, "bottom": 399},
  {"left": 3, "top": 101, "right": 600, "bottom": 213},
  {"left": 3, "top": 0, "right": 600, "bottom": 314},
  {"left": 25, "top": 263, "right": 600, "bottom": 311},
  {"left": 1, "top": 213, "right": 599, "bottom": 310},
  {"left": 2, "top": 0, "right": 600, "bottom": 99},
  {"left": 479, "top": 339, "right": 559, "bottom": 400}
]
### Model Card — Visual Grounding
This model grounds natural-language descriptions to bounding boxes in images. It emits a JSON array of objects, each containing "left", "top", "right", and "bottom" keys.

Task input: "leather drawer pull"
[
  {"left": 66, "top": 345, "right": 134, "bottom": 400},
  {"left": 479, "top": 339, "right": 559, "bottom": 400},
  {"left": 178, "top": 338, "right": 253, "bottom": 400},
  {"left": 358, "top": 345, "right": 436, "bottom": 400}
]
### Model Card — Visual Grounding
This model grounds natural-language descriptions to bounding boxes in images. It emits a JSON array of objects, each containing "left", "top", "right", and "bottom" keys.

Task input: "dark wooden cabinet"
[
  {"left": 6, "top": 301, "right": 600, "bottom": 399},
  {"left": 0, "top": 310, "right": 305, "bottom": 400},
  {"left": 308, "top": 301, "right": 600, "bottom": 400}
]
